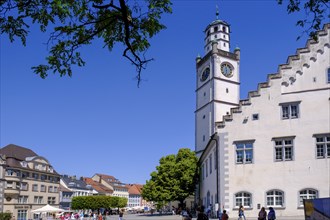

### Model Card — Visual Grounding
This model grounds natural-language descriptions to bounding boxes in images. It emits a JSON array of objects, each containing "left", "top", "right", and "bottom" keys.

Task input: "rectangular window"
[
  {"left": 274, "top": 138, "right": 294, "bottom": 161},
  {"left": 202, "top": 164, "right": 205, "bottom": 180},
  {"left": 17, "top": 210, "right": 27, "bottom": 220},
  {"left": 40, "top": 185, "right": 46, "bottom": 192},
  {"left": 280, "top": 102, "right": 300, "bottom": 119},
  {"left": 205, "top": 159, "right": 208, "bottom": 177},
  {"left": 327, "top": 68, "right": 330, "bottom": 83},
  {"left": 214, "top": 150, "right": 217, "bottom": 170},
  {"left": 18, "top": 196, "right": 28, "bottom": 204},
  {"left": 34, "top": 196, "right": 43, "bottom": 204},
  {"left": 32, "top": 173, "right": 39, "bottom": 180},
  {"left": 209, "top": 154, "right": 212, "bottom": 174},
  {"left": 235, "top": 141, "right": 254, "bottom": 164},
  {"left": 47, "top": 197, "right": 56, "bottom": 204},
  {"left": 252, "top": 114, "right": 259, "bottom": 120},
  {"left": 32, "top": 184, "right": 38, "bottom": 192},
  {"left": 48, "top": 186, "right": 53, "bottom": 193},
  {"left": 315, "top": 134, "right": 330, "bottom": 158},
  {"left": 21, "top": 182, "right": 28, "bottom": 191}
]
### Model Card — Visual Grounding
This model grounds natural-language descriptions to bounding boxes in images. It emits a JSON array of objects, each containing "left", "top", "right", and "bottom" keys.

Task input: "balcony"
[
  {"left": 5, "top": 176, "right": 20, "bottom": 181},
  {"left": 4, "top": 188, "right": 19, "bottom": 195}
]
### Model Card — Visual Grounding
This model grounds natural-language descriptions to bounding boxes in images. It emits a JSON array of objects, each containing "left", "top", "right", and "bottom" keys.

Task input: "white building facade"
[{"left": 196, "top": 17, "right": 330, "bottom": 219}]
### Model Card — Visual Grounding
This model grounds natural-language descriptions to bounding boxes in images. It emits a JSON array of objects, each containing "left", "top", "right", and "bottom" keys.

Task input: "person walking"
[
  {"left": 118, "top": 210, "right": 123, "bottom": 220},
  {"left": 268, "top": 207, "right": 276, "bottom": 220},
  {"left": 197, "top": 206, "right": 209, "bottom": 220},
  {"left": 221, "top": 210, "right": 229, "bottom": 220},
  {"left": 258, "top": 207, "right": 267, "bottom": 220},
  {"left": 238, "top": 205, "right": 246, "bottom": 220}
]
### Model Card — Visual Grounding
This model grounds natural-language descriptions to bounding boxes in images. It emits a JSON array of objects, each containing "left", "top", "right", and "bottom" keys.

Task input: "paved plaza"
[{"left": 105, "top": 213, "right": 305, "bottom": 220}]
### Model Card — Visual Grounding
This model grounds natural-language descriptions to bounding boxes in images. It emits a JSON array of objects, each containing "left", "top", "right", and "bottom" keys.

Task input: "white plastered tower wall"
[
  {"left": 195, "top": 18, "right": 240, "bottom": 157},
  {"left": 215, "top": 24, "right": 330, "bottom": 218}
]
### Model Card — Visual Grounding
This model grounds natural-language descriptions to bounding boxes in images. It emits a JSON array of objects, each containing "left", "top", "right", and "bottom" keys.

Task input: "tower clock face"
[
  {"left": 221, "top": 63, "right": 233, "bottom": 77},
  {"left": 200, "top": 68, "right": 210, "bottom": 82}
]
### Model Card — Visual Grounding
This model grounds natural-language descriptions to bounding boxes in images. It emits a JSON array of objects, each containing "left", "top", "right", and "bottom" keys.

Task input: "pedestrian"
[
  {"left": 118, "top": 210, "right": 123, "bottom": 220},
  {"left": 79, "top": 212, "right": 84, "bottom": 220},
  {"left": 238, "top": 205, "right": 246, "bottom": 220},
  {"left": 258, "top": 207, "right": 267, "bottom": 220},
  {"left": 197, "top": 206, "right": 209, "bottom": 220},
  {"left": 97, "top": 213, "right": 102, "bottom": 220},
  {"left": 268, "top": 207, "right": 276, "bottom": 220},
  {"left": 221, "top": 210, "right": 229, "bottom": 220}
]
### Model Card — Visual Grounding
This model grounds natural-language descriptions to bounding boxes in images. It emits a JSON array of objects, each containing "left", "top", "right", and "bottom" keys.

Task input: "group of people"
[
  {"left": 238, "top": 205, "right": 276, "bottom": 220},
  {"left": 184, "top": 205, "right": 276, "bottom": 220}
]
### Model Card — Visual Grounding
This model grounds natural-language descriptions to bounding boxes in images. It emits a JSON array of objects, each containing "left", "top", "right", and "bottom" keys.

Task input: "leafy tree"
[
  {"left": 0, "top": 0, "right": 172, "bottom": 86},
  {"left": 142, "top": 148, "right": 198, "bottom": 207},
  {"left": 277, "top": 0, "right": 330, "bottom": 40},
  {"left": 71, "top": 195, "right": 127, "bottom": 210},
  {"left": 0, "top": 213, "right": 12, "bottom": 220}
]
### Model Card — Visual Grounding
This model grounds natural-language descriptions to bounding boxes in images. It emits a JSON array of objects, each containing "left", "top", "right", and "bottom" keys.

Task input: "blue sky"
[{"left": 1, "top": 1, "right": 326, "bottom": 184}]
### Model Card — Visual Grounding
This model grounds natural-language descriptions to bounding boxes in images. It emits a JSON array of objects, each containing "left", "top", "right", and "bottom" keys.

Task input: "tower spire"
[{"left": 216, "top": 5, "right": 219, "bottom": 20}]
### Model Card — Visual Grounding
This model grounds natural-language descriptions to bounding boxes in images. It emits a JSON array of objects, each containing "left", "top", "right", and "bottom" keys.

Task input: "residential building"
[
  {"left": 195, "top": 14, "right": 330, "bottom": 219},
  {"left": 92, "top": 174, "right": 128, "bottom": 199},
  {"left": 127, "top": 184, "right": 142, "bottom": 207},
  {"left": 60, "top": 175, "right": 93, "bottom": 201},
  {"left": 0, "top": 154, "right": 6, "bottom": 212},
  {"left": 83, "top": 177, "right": 113, "bottom": 195},
  {"left": 0, "top": 144, "right": 60, "bottom": 220},
  {"left": 59, "top": 183, "right": 73, "bottom": 210}
]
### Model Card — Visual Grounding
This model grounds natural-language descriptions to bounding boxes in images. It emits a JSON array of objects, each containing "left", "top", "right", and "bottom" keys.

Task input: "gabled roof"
[
  {"left": 59, "top": 183, "right": 72, "bottom": 193},
  {"left": 0, "top": 144, "right": 38, "bottom": 161},
  {"left": 96, "top": 173, "right": 118, "bottom": 183},
  {"left": 128, "top": 184, "right": 143, "bottom": 195},
  {"left": 83, "top": 177, "right": 113, "bottom": 194},
  {"left": 61, "top": 175, "right": 90, "bottom": 190},
  {"left": 95, "top": 173, "right": 128, "bottom": 190}
]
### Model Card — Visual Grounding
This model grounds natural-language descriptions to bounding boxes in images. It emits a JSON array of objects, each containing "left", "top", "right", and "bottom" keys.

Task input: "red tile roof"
[{"left": 84, "top": 177, "right": 113, "bottom": 194}]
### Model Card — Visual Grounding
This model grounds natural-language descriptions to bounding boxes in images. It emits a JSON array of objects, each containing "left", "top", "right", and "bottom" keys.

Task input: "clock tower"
[{"left": 195, "top": 14, "right": 241, "bottom": 156}]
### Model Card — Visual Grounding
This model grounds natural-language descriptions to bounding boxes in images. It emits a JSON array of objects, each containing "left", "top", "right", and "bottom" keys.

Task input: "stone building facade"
[
  {"left": 196, "top": 16, "right": 330, "bottom": 219},
  {"left": 0, "top": 144, "right": 60, "bottom": 220}
]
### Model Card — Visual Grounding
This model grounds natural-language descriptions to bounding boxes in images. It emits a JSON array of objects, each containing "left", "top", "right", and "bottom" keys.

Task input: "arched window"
[
  {"left": 235, "top": 192, "right": 252, "bottom": 208},
  {"left": 299, "top": 189, "right": 318, "bottom": 206},
  {"left": 207, "top": 191, "right": 211, "bottom": 208},
  {"left": 266, "top": 190, "right": 284, "bottom": 207}
]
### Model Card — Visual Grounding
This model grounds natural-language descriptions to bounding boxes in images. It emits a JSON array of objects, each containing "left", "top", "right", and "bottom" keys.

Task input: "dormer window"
[
  {"left": 48, "top": 166, "right": 54, "bottom": 173},
  {"left": 21, "top": 161, "right": 27, "bottom": 168}
]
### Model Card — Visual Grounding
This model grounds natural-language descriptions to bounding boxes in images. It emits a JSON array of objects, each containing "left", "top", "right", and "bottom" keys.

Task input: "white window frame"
[
  {"left": 299, "top": 189, "right": 318, "bottom": 207},
  {"left": 32, "top": 184, "right": 38, "bottom": 192},
  {"left": 274, "top": 137, "right": 294, "bottom": 161},
  {"left": 18, "top": 196, "right": 28, "bottom": 204},
  {"left": 235, "top": 141, "right": 254, "bottom": 164},
  {"left": 315, "top": 134, "right": 330, "bottom": 159},
  {"left": 47, "top": 197, "right": 56, "bottom": 204},
  {"left": 34, "top": 196, "right": 43, "bottom": 204},
  {"left": 280, "top": 102, "right": 300, "bottom": 119},
  {"left": 234, "top": 192, "right": 252, "bottom": 208},
  {"left": 266, "top": 190, "right": 284, "bottom": 208},
  {"left": 17, "top": 210, "right": 27, "bottom": 220}
]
